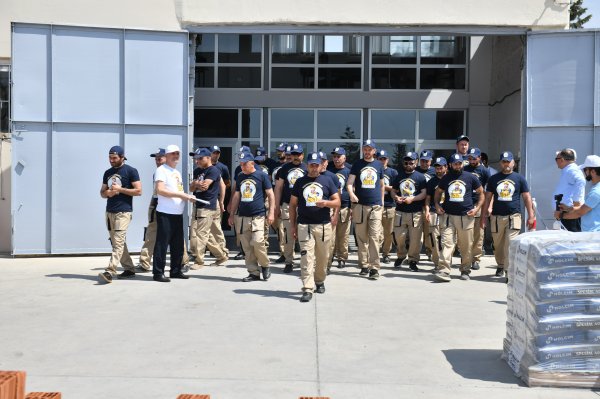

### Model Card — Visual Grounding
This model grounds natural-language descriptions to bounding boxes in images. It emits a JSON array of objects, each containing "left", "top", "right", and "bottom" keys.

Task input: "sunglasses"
[
  {"left": 555, "top": 157, "right": 563, "bottom": 161},
  {"left": 403, "top": 161, "right": 414, "bottom": 165}
]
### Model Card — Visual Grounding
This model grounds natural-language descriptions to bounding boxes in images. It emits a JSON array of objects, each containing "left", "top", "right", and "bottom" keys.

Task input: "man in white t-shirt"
[{"left": 152, "top": 144, "right": 196, "bottom": 282}]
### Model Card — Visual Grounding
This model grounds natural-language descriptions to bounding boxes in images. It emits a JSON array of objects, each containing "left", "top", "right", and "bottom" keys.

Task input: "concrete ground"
[{"left": 0, "top": 248, "right": 598, "bottom": 399}]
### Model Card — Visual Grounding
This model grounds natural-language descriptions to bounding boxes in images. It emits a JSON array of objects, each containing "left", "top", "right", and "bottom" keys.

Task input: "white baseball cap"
[
  {"left": 579, "top": 155, "right": 600, "bottom": 169},
  {"left": 165, "top": 144, "right": 180, "bottom": 154}
]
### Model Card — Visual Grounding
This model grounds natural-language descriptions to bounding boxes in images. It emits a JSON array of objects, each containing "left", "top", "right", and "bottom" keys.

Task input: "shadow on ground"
[
  {"left": 233, "top": 288, "right": 301, "bottom": 301},
  {"left": 442, "top": 349, "right": 524, "bottom": 386}
]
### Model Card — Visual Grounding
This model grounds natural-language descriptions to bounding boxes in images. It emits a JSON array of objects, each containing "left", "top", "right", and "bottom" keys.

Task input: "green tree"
[
  {"left": 570, "top": 0, "right": 592, "bottom": 29},
  {"left": 340, "top": 127, "right": 360, "bottom": 164},
  {"left": 391, "top": 144, "right": 407, "bottom": 170}
]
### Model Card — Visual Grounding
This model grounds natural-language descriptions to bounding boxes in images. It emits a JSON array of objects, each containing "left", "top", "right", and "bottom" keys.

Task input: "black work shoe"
[
  {"left": 359, "top": 267, "right": 369, "bottom": 276},
  {"left": 170, "top": 272, "right": 189, "bottom": 279},
  {"left": 300, "top": 292, "right": 313, "bottom": 302},
  {"left": 315, "top": 284, "right": 326, "bottom": 294},
  {"left": 283, "top": 263, "right": 294, "bottom": 273},
  {"left": 135, "top": 265, "right": 151, "bottom": 273},
  {"left": 408, "top": 261, "right": 420, "bottom": 272},
  {"left": 98, "top": 272, "right": 113, "bottom": 284},
  {"left": 382, "top": 255, "right": 391, "bottom": 264},
  {"left": 471, "top": 261, "right": 480, "bottom": 270},
  {"left": 460, "top": 271, "right": 470, "bottom": 281},
  {"left": 234, "top": 252, "right": 245, "bottom": 260},
  {"left": 275, "top": 255, "right": 286, "bottom": 264},
  {"left": 118, "top": 270, "right": 136, "bottom": 279},
  {"left": 153, "top": 274, "right": 170, "bottom": 282},
  {"left": 337, "top": 259, "right": 346, "bottom": 269},
  {"left": 261, "top": 266, "right": 271, "bottom": 281},
  {"left": 394, "top": 258, "right": 404, "bottom": 268},
  {"left": 326, "top": 266, "right": 331, "bottom": 276},
  {"left": 434, "top": 272, "right": 451, "bottom": 282},
  {"left": 368, "top": 269, "right": 380, "bottom": 280},
  {"left": 242, "top": 274, "right": 261, "bottom": 282},
  {"left": 495, "top": 267, "right": 504, "bottom": 277}
]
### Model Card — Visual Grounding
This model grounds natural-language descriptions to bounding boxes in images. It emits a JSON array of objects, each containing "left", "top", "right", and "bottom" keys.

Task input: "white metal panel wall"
[
  {"left": 11, "top": 23, "right": 189, "bottom": 254},
  {"left": 526, "top": 31, "right": 600, "bottom": 228}
]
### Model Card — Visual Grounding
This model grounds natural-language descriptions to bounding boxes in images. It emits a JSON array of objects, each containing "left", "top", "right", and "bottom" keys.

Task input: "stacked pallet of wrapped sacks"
[{"left": 503, "top": 230, "right": 600, "bottom": 388}]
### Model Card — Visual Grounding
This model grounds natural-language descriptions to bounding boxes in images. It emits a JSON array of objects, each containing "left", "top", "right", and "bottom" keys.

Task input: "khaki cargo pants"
[
  {"left": 207, "top": 209, "right": 229, "bottom": 259},
  {"left": 393, "top": 210, "right": 423, "bottom": 263},
  {"left": 381, "top": 207, "right": 396, "bottom": 257},
  {"left": 437, "top": 214, "right": 475, "bottom": 274},
  {"left": 490, "top": 213, "right": 522, "bottom": 271},
  {"left": 471, "top": 208, "right": 484, "bottom": 263},
  {"left": 192, "top": 207, "right": 227, "bottom": 267},
  {"left": 105, "top": 211, "right": 135, "bottom": 274},
  {"left": 238, "top": 215, "right": 270, "bottom": 276},
  {"left": 298, "top": 223, "right": 332, "bottom": 293},
  {"left": 425, "top": 212, "right": 441, "bottom": 266},
  {"left": 329, "top": 207, "right": 351, "bottom": 266},
  {"left": 353, "top": 204, "right": 383, "bottom": 270},
  {"left": 280, "top": 202, "right": 296, "bottom": 264}
]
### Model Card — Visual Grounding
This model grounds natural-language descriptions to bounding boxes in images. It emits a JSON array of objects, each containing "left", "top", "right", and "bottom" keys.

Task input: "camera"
[{"left": 554, "top": 194, "right": 563, "bottom": 212}]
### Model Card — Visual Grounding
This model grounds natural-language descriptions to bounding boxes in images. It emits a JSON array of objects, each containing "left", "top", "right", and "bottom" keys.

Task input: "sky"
[{"left": 583, "top": 0, "right": 600, "bottom": 28}]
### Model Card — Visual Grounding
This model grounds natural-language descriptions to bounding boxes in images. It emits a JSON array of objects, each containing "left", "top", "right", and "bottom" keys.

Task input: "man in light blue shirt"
[
  {"left": 553, "top": 148, "right": 586, "bottom": 231},
  {"left": 561, "top": 155, "right": 600, "bottom": 232}
]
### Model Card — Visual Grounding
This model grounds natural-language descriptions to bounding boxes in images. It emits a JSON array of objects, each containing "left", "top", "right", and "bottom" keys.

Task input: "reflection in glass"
[
  {"left": 420, "top": 68, "right": 465, "bottom": 90},
  {"left": 194, "top": 109, "right": 238, "bottom": 138},
  {"left": 317, "top": 110, "right": 361, "bottom": 139},
  {"left": 319, "top": 139, "right": 360, "bottom": 165},
  {"left": 195, "top": 34, "right": 215, "bottom": 63},
  {"left": 270, "top": 109, "right": 314, "bottom": 138},
  {"left": 420, "top": 36, "right": 466, "bottom": 64},
  {"left": 371, "top": 36, "right": 417, "bottom": 64},
  {"left": 419, "top": 110, "right": 464, "bottom": 140},
  {"left": 370, "top": 110, "right": 416, "bottom": 140},
  {"left": 371, "top": 68, "right": 416, "bottom": 89},
  {"left": 318, "top": 36, "right": 362, "bottom": 64},
  {"left": 271, "top": 67, "right": 315, "bottom": 89},
  {"left": 218, "top": 67, "right": 261, "bottom": 88},
  {"left": 318, "top": 68, "right": 361, "bottom": 89},
  {"left": 195, "top": 66, "right": 214, "bottom": 88},
  {"left": 374, "top": 142, "right": 416, "bottom": 169},
  {"left": 241, "top": 109, "right": 261, "bottom": 138},
  {"left": 272, "top": 35, "right": 315, "bottom": 64},
  {"left": 218, "top": 34, "right": 262, "bottom": 63}
]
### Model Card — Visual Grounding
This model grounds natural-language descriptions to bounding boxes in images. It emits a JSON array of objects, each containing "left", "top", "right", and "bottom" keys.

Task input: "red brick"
[
  {"left": 25, "top": 394, "right": 61, "bottom": 399},
  {"left": 0, "top": 373, "right": 17, "bottom": 399},
  {"left": 176, "top": 395, "right": 210, "bottom": 399}
]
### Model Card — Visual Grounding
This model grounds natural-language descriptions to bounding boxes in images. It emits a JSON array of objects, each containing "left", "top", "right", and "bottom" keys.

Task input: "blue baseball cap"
[
  {"left": 255, "top": 146, "right": 266, "bottom": 161},
  {"left": 500, "top": 151, "right": 514, "bottom": 161},
  {"left": 377, "top": 150, "right": 389, "bottom": 159},
  {"left": 456, "top": 135, "right": 469, "bottom": 143},
  {"left": 307, "top": 152, "right": 321, "bottom": 165},
  {"left": 109, "top": 145, "right": 125, "bottom": 157},
  {"left": 209, "top": 145, "right": 221, "bottom": 153},
  {"left": 290, "top": 143, "right": 303, "bottom": 154},
  {"left": 419, "top": 150, "right": 433, "bottom": 160},
  {"left": 468, "top": 148, "right": 481, "bottom": 158},
  {"left": 331, "top": 147, "right": 346, "bottom": 156},
  {"left": 433, "top": 157, "right": 447, "bottom": 166},
  {"left": 193, "top": 148, "right": 212, "bottom": 158},
  {"left": 363, "top": 139, "right": 376, "bottom": 148},
  {"left": 449, "top": 153, "right": 464, "bottom": 164},
  {"left": 150, "top": 148, "right": 165, "bottom": 158},
  {"left": 285, "top": 145, "right": 292, "bottom": 155},
  {"left": 276, "top": 142, "right": 288, "bottom": 152},
  {"left": 238, "top": 145, "right": 251, "bottom": 153},
  {"left": 238, "top": 151, "right": 254, "bottom": 162},
  {"left": 404, "top": 151, "right": 418, "bottom": 161}
]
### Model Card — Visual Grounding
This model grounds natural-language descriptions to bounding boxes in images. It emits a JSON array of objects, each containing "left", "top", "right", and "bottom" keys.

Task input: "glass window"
[
  {"left": 370, "top": 110, "right": 416, "bottom": 140},
  {"left": 374, "top": 142, "right": 416, "bottom": 168},
  {"left": 270, "top": 109, "right": 314, "bottom": 139},
  {"left": 371, "top": 36, "right": 417, "bottom": 64},
  {"left": 318, "top": 68, "right": 361, "bottom": 89},
  {"left": 318, "top": 35, "right": 362, "bottom": 64},
  {"left": 0, "top": 69, "right": 8, "bottom": 132},
  {"left": 317, "top": 110, "right": 361, "bottom": 140},
  {"left": 420, "top": 68, "right": 465, "bottom": 90},
  {"left": 195, "top": 67, "right": 214, "bottom": 88},
  {"left": 271, "top": 67, "right": 315, "bottom": 89},
  {"left": 218, "top": 67, "right": 261, "bottom": 88},
  {"left": 419, "top": 110, "right": 464, "bottom": 140},
  {"left": 241, "top": 109, "right": 261, "bottom": 139},
  {"left": 371, "top": 68, "right": 416, "bottom": 89},
  {"left": 194, "top": 109, "right": 238, "bottom": 138},
  {"left": 272, "top": 35, "right": 316, "bottom": 64},
  {"left": 195, "top": 34, "right": 215, "bottom": 63},
  {"left": 318, "top": 141, "right": 361, "bottom": 164},
  {"left": 420, "top": 36, "right": 466, "bottom": 64},
  {"left": 218, "top": 34, "right": 262, "bottom": 63}
]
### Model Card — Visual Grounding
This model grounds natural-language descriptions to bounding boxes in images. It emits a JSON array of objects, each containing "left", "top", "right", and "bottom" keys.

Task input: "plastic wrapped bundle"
[{"left": 503, "top": 230, "right": 600, "bottom": 388}]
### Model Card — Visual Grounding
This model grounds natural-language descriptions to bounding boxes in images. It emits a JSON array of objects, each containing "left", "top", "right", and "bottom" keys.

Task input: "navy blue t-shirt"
[
  {"left": 276, "top": 162, "right": 308, "bottom": 205},
  {"left": 235, "top": 170, "right": 273, "bottom": 217},
  {"left": 321, "top": 170, "right": 342, "bottom": 191},
  {"left": 256, "top": 162, "right": 272, "bottom": 177},
  {"left": 426, "top": 175, "right": 443, "bottom": 212},
  {"left": 486, "top": 172, "right": 529, "bottom": 216},
  {"left": 392, "top": 170, "right": 427, "bottom": 213},
  {"left": 464, "top": 163, "right": 490, "bottom": 202},
  {"left": 349, "top": 159, "right": 384, "bottom": 206},
  {"left": 271, "top": 162, "right": 286, "bottom": 185},
  {"left": 214, "top": 161, "right": 231, "bottom": 182},
  {"left": 383, "top": 167, "right": 399, "bottom": 208},
  {"left": 264, "top": 158, "right": 279, "bottom": 173},
  {"left": 193, "top": 165, "right": 221, "bottom": 210},
  {"left": 438, "top": 171, "right": 482, "bottom": 216},
  {"left": 416, "top": 166, "right": 435, "bottom": 182},
  {"left": 292, "top": 174, "right": 339, "bottom": 225},
  {"left": 103, "top": 164, "right": 140, "bottom": 213},
  {"left": 330, "top": 165, "right": 351, "bottom": 208}
]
